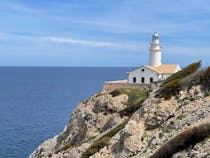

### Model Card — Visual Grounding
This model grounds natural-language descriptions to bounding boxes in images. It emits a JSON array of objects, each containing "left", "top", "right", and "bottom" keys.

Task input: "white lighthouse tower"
[{"left": 149, "top": 32, "right": 162, "bottom": 67}]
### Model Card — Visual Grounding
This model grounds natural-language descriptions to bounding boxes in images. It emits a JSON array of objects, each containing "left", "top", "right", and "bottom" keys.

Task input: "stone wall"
[{"left": 103, "top": 80, "right": 150, "bottom": 91}]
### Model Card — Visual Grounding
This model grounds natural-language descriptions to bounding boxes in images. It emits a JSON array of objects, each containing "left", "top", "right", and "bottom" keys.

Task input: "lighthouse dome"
[
  {"left": 153, "top": 32, "right": 158, "bottom": 36},
  {"left": 152, "top": 32, "right": 159, "bottom": 41}
]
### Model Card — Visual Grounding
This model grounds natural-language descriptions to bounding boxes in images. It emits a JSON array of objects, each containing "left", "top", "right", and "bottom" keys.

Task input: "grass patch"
[
  {"left": 151, "top": 123, "right": 210, "bottom": 158},
  {"left": 156, "top": 78, "right": 180, "bottom": 100},
  {"left": 81, "top": 120, "right": 128, "bottom": 158},
  {"left": 163, "top": 60, "right": 201, "bottom": 86},
  {"left": 110, "top": 88, "right": 147, "bottom": 103},
  {"left": 110, "top": 88, "right": 148, "bottom": 117},
  {"left": 176, "top": 114, "right": 186, "bottom": 120},
  {"left": 55, "top": 143, "right": 71, "bottom": 154},
  {"left": 201, "top": 67, "right": 210, "bottom": 91},
  {"left": 119, "top": 99, "right": 145, "bottom": 117},
  {"left": 204, "top": 90, "right": 210, "bottom": 97}
]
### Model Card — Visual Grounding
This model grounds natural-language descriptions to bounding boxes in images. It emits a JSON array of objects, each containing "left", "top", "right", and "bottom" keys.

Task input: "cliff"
[{"left": 29, "top": 62, "right": 210, "bottom": 158}]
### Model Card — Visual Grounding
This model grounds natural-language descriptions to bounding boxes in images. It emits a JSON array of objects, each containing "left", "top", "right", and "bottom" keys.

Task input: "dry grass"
[
  {"left": 157, "top": 61, "right": 201, "bottom": 99},
  {"left": 201, "top": 67, "right": 210, "bottom": 91},
  {"left": 81, "top": 120, "right": 128, "bottom": 158},
  {"left": 150, "top": 123, "right": 210, "bottom": 158},
  {"left": 163, "top": 60, "right": 201, "bottom": 86}
]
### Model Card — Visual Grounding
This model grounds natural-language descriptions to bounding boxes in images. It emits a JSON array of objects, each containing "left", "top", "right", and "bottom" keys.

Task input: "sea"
[{"left": 0, "top": 67, "right": 129, "bottom": 158}]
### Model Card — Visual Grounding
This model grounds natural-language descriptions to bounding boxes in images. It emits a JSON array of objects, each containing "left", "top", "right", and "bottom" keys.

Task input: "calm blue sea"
[{"left": 0, "top": 67, "right": 129, "bottom": 158}]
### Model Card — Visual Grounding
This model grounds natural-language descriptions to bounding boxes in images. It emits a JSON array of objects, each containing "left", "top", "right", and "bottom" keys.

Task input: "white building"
[{"left": 128, "top": 33, "right": 181, "bottom": 84}]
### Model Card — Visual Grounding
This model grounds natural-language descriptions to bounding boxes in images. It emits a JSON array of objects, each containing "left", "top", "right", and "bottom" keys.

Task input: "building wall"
[
  {"left": 128, "top": 67, "right": 159, "bottom": 84},
  {"left": 161, "top": 66, "right": 181, "bottom": 80},
  {"left": 176, "top": 65, "right": 181, "bottom": 72},
  {"left": 162, "top": 74, "right": 171, "bottom": 80}
]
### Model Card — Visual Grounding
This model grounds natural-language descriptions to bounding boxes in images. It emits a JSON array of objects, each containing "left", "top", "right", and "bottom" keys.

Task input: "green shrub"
[
  {"left": 163, "top": 61, "right": 201, "bottom": 86},
  {"left": 105, "top": 120, "right": 128, "bottom": 138},
  {"left": 119, "top": 99, "right": 145, "bottom": 117},
  {"left": 201, "top": 67, "right": 210, "bottom": 91},
  {"left": 81, "top": 120, "right": 128, "bottom": 158},
  {"left": 157, "top": 61, "right": 201, "bottom": 99},
  {"left": 82, "top": 137, "right": 110, "bottom": 158},
  {"left": 178, "top": 70, "right": 203, "bottom": 90},
  {"left": 157, "top": 78, "right": 180, "bottom": 99},
  {"left": 110, "top": 88, "right": 138, "bottom": 97},
  {"left": 110, "top": 88, "right": 146, "bottom": 98},
  {"left": 176, "top": 114, "right": 186, "bottom": 120},
  {"left": 204, "top": 90, "right": 210, "bottom": 97},
  {"left": 126, "top": 89, "right": 148, "bottom": 107},
  {"left": 110, "top": 88, "right": 148, "bottom": 107},
  {"left": 151, "top": 123, "right": 210, "bottom": 158},
  {"left": 110, "top": 88, "right": 148, "bottom": 117},
  {"left": 55, "top": 143, "right": 71, "bottom": 154}
]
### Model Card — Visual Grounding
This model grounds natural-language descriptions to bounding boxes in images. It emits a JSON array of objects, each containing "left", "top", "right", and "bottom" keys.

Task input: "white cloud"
[
  {"left": 45, "top": 37, "right": 118, "bottom": 47},
  {"left": 2, "top": 32, "right": 210, "bottom": 55},
  {"left": 0, "top": 32, "right": 145, "bottom": 51},
  {"left": 44, "top": 36, "right": 146, "bottom": 51}
]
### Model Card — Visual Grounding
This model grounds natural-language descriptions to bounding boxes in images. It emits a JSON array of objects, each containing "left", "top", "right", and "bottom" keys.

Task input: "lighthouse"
[
  {"left": 106, "top": 32, "right": 181, "bottom": 86},
  {"left": 149, "top": 32, "right": 162, "bottom": 67}
]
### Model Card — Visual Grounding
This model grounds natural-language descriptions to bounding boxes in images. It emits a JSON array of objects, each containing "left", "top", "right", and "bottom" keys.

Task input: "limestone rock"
[
  {"left": 29, "top": 85, "right": 210, "bottom": 158},
  {"left": 29, "top": 92, "right": 127, "bottom": 158},
  {"left": 29, "top": 135, "right": 58, "bottom": 158}
]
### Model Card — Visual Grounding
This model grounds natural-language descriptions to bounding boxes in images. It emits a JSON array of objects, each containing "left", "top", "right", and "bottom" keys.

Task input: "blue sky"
[{"left": 0, "top": 0, "right": 210, "bottom": 67}]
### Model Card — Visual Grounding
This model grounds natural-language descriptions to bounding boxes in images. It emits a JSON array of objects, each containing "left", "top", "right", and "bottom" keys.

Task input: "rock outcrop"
[
  {"left": 29, "top": 64, "right": 210, "bottom": 158},
  {"left": 29, "top": 84, "right": 210, "bottom": 158},
  {"left": 29, "top": 92, "right": 130, "bottom": 158}
]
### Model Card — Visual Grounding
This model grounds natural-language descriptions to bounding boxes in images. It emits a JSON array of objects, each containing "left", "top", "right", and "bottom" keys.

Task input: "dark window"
[
  {"left": 150, "top": 77, "right": 153, "bottom": 83},
  {"left": 141, "top": 77, "right": 145, "bottom": 83},
  {"left": 133, "top": 77, "right": 136, "bottom": 83},
  {"left": 141, "top": 69, "right": 145, "bottom": 72}
]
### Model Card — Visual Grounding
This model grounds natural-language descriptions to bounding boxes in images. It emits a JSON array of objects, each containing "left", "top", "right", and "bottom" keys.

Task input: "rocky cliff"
[{"left": 29, "top": 62, "right": 210, "bottom": 158}]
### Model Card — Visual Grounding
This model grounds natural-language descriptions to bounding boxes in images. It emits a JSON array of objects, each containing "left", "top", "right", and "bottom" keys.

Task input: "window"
[
  {"left": 141, "top": 69, "right": 145, "bottom": 72},
  {"left": 133, "top": 77, "right": 136, "bottom": 83},
  {"left": 141, "top": 77, "right": 145, "bottom": 83},
  {"left": 150, "top": 77, "right": 153, "bottom": 83}
]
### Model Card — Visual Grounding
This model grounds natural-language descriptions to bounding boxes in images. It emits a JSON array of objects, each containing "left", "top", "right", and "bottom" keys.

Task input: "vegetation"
[
  {"left": 119, "top": 99, "right": 145, "bottom": 117},
  {"left": 157, "top": 61, "right": 201, "bottom": 99},
  {"left": 81, "top": 120, "right": 128, "bottom": 158},
  {"left": 110, "top": 88, "right": 148, "bottom": 117},
  {"left": 110, "top": 88, "right": 147, "bottom": 100},
  {"left": 163, "top": 60, "right": 201, "bottom": 85},
  {"left": 151, "top": 123, "right": 210, "bottom": 158},
  {"left": 55, "top": 143, "right": 71, "bottom": 154},
  {"left": 176, "top": 114, "right": 186, "bottom": 120},
  {"left": 201, "top": 67, "right": 210, "bottom": 91},
  {"left": 157, "top": 78, "right": 180, "bottom": 100}
]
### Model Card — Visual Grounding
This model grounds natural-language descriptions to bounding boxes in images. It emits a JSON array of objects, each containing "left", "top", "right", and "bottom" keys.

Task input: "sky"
[{"left": 0, "top": 0, "right": 210, "bottom": 67}]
